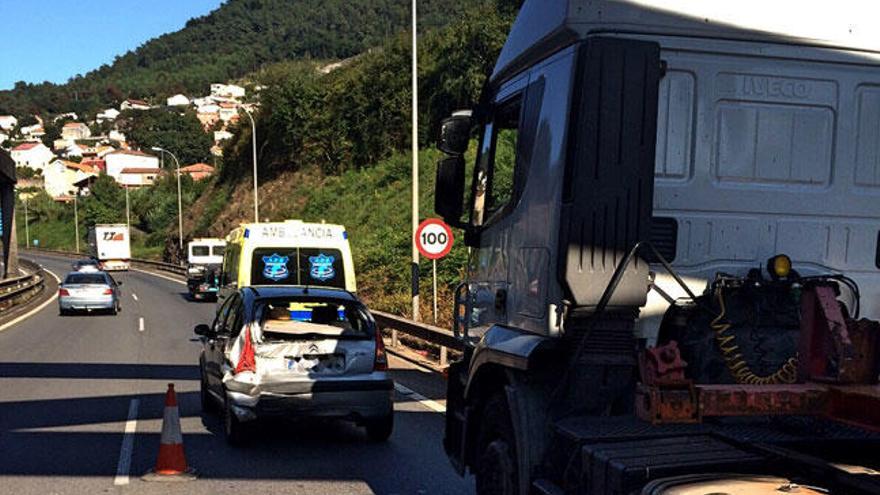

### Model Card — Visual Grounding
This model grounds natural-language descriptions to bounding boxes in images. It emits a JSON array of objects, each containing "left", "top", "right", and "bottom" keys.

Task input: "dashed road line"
[
  {"left": 394, "top": 383, "right": 446, "bottom": 414},
  {"left": 0, "top": 267, "right": 61, "bottom": 333},
  {"left": 138, "top": 317, "right": 145, "bottom": 332},
  {"left": 131, "top": 268, "right": 186, "bottom": 286},
  {"left": 113, "top": 398, "right": 140, "bottom": 486},
  {"left": 132, "top": 293, "right": 139, "bottom": 301}
]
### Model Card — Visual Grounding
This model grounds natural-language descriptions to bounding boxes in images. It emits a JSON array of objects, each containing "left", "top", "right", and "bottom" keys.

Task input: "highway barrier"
[
  {"left": 0, "top": 259, "right": 46, "bottom": 312},
  {"left": 25, "top": 248, "right": 187, "bottom": 276}
]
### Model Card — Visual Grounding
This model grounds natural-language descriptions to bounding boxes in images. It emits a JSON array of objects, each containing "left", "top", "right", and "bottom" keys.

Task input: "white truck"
[
  {"left": 88, "top": 224, "right": 131, "bottom": 271},
  {"left": 433, "top": 1, "right": 880, "bottom": 494},
  {"left": 186, "top": 238, "right": 226, "bottom": 301}
]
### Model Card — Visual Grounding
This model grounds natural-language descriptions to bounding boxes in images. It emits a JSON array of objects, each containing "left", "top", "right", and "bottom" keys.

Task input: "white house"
[
  {"left": 63, "top": 144, "right": 86, "bottom": 159},
  {"left": 105, "top": 149, "right": 159, "bottom": 180},
  {"left": 20, "top": 124, "right": 45, "bottom": 138},
  {"left": 0, "top": 115, "right": 17, "bottom": 131},
  {"left": 44, "top": 159, "right": 96, "bottom": 198},
  {"left": 218, "top": 102, "right": 238, "bottom": 122},
  {"left": 197, "top": 103, "right": 220, "bottom": 115},
  {"left": 61, "top": 122, "right": 91, "bottom": 140},
  {"left": 11, "top": 142, "right": 54, "bottom": 171},
  {"left": 167, "top": 94, "right": 190, "bottom": 107},
  {"left": 108, "top": 130, "right": 126, "bottom": 143},
  {"left": 210, "top": 83, "right": 245, "bottom": 99},
  {"left": 97, "top": 108, "right": 120, "bottom": 122},
  {"left": 53, "top": 112, "right": 78, "bottom": 123},
  {"left": 214, "top": 130, "right": 233, "bottom": 142},
  {"left": 118, "top": 168, "right": 161, "bottom": 187},
  {"left": 120, "top": 99, "right": 150, "bottom": 111}
]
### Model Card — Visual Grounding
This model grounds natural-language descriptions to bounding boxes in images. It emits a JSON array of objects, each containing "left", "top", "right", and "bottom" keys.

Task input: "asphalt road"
[{"left": 0, "top": 253, "right": 473, "bottom": 494}]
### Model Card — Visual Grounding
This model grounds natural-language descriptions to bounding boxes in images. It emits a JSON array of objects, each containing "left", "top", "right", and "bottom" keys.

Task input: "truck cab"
[{"left": 434, "top": 1, "right": 880, "bottom": 494}]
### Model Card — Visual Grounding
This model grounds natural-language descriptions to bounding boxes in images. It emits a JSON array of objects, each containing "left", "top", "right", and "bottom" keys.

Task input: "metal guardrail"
[
  {"left": 0, "top": 259, "right": 46, "bottom": 311},
  {"left": 25, "top": 248, "right": 187, "bottom": 277}
]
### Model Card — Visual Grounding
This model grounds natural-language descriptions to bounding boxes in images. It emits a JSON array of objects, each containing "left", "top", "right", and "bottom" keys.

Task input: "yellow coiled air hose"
[{"left": 710, "top": 287, "right": 799, "bottom": 385}]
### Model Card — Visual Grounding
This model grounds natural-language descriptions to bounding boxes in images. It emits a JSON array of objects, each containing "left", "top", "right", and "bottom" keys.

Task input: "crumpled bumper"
[{"left": 224, "top": 373, "right": 394, "bottom": 422}]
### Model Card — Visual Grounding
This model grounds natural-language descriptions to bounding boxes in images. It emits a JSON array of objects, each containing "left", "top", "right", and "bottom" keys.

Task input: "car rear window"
[
  {"left": 212, "top": 245, "right": 225, "bottom": 256},
  {"left": 64, "top": 273, "right": 108, "bottom": 285},
  {"left": 191, "top": 246, "right": 210, "bottom": 257},
  {"left": 251, "top": 248, "right": 346, "bottom": 289},
  {"left": 258, "top": 298, "right": 369, "bottom": 340}
]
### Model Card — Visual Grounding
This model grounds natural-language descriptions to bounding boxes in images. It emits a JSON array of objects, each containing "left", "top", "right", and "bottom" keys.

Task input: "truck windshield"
[
  {"left": 191, "top": 246, "right": 210, "bottom": 257},
  {"left": 258, "top": 298, "right": 369, "bottom": 339},
  {"left": 64, "top": 273, "right": 108, "bottom": 285},
  {"left": 212, "top": 245, "right": 225, "bottom": 256}
]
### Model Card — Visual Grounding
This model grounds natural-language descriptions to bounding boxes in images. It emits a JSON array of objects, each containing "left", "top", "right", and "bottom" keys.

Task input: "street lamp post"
[
  {"left": 125, "top": 186, "right": 130, "bottom": 231},
  {"left": 241, "top": 107, "right": 259, "bottom": 223},
  {"left": 23, "top": 196, "right": 29, "bottom": 249},
  {"left": 150, "top": 147, "right": 184, "bottom": 251},
  {"left": 73, "top": 193, "right": 79, "bottom": 253},
  {"left": 410, "top": 0, "right": 420, "bottom": 323}
]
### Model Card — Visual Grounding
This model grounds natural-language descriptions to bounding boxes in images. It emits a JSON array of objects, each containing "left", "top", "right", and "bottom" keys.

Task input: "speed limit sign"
[{"left": 415, "top": 218, "right": 454, "bottom": 260}]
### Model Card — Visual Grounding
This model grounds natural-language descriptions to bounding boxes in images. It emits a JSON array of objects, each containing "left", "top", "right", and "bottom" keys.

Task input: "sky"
[{"left": 0, "top": 0, "right": 225, "bottom": 90}]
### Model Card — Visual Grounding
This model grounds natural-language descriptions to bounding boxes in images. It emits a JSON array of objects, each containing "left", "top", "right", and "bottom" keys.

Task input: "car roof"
[
  {"left": 63, "top": 271, "right": 111, "bottom": 281},
  {"left": 241, "top": 285, "right": 358, "bottom": 302}
]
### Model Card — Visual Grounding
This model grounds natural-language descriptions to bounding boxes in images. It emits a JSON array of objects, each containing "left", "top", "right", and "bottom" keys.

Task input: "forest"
[{"left": 0, "top": 0, "right": 482, "bottom": 118}]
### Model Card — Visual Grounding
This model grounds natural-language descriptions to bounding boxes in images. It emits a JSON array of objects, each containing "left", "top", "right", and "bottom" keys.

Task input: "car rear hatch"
[
  {"left": 63, "top": 283, "right": 111, "bottom": 298},
  {"left": 244, "top": 301, "right": 379, "bottom": 393}
]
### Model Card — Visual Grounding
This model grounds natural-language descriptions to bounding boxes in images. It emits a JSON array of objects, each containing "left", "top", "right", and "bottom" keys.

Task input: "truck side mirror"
[
  {"left": 435, "top": 155, "right": 467, "bottom": 227},
  {"left": 193, "top": 324, "right": 212, "bottom": 337},
  {"left": 438, "top": 114, "right": 472, "bottom": 156}
]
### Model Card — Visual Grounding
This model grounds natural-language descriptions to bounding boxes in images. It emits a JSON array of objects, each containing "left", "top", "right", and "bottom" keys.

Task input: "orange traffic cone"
[{"left": 143, "top": 383, "right": 196, "bottom": 481}]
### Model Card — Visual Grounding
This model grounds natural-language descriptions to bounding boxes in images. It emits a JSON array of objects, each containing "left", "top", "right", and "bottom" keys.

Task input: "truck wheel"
[
  {"left": 223, "top": 397, "right": 247, "bottom": 447},
  {"left": 476, "top": 393, "right": 519, "bottom": 495},
  {"left": 364, "top": 413, "right": 394, "bottom": 442}
]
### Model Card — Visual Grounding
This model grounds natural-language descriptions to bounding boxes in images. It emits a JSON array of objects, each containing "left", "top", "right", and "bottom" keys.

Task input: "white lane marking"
[
  {"left": 0, "top": 267, "right": 62, "bottom": 333},
  {"left": 113, "top": 398, "right": 140, "bottom": 486},
  {"left": 138, "top": 317, "right": 145, "bottom": 332},
  {"left": 131, "top": 293, "right": 138, "bottom": 301},
  {"left": 131, "top": 268, "right": 186, "bottom": 286},
  {"left": 394, "top": 383, "right": 446, "bottom": 414}
]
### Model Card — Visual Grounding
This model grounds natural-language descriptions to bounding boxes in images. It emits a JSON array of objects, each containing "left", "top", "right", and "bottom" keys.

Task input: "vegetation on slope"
[{"left": 0, "top": 0, "right": 477, "bottom": 118}]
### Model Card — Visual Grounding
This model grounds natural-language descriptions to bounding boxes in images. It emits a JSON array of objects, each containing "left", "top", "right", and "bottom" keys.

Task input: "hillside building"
[
  {"left": 105, "top": 149, "right": 159, "bottom": 180},
  {"left": 11, "top": 142, "right": 54, "bottom": 171}
]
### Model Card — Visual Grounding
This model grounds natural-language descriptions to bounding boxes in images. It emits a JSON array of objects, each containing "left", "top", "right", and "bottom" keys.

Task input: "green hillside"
[{"left": 0, "top": 0, "right": 474, "bottom": 117}]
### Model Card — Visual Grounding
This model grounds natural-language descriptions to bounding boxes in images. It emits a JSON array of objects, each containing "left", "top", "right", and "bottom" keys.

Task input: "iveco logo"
[{"left": 308, "top": 344, "right": 320, "bottom": 354}]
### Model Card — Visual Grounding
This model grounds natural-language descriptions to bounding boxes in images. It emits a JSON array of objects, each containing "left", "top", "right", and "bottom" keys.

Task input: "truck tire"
[
  {"left": 364, "top": 413, "right": 394, "bottom": 442},
  {"left": 476, "top": 393, "right": 520, "bottom": 495}
]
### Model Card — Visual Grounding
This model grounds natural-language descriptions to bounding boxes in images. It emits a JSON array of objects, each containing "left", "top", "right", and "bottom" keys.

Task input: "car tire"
[
  {"left": 59, "top": 308, "right": 69, "bottom": 316},
  {"left": 475, "top": 393, "right": 519, "bottom": 495},
  {"left": 364, "top": 413, "right": 394, "bottom": 442},
  {"left": 223, "top": 397, "right": 247, "bottom": 447},
  {"left": 200, "top": 373, "right": 216, "bottom": 413}
]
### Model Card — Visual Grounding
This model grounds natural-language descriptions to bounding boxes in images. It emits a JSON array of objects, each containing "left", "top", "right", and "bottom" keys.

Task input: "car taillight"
[
  {"left": 103, "top": 289, "right": 113, "bottom": 295},
  {"left": 374, "top": 327, "right": 388, "bottom": 371},
  {"left": 58, "top": 289, "right": 70, "bottom": 296}
]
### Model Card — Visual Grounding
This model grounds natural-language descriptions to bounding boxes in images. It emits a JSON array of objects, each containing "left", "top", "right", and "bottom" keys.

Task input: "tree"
[{"left": 124, "top": 108, "right": 213, "bottom": 165}]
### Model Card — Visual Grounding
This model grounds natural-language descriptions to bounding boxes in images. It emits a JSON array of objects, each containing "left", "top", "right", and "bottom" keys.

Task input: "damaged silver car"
[{"left": 195, "top": 286, "right": 394, "bottom": 445}]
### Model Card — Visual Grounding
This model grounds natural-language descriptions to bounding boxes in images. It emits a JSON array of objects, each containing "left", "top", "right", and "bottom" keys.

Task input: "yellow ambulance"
[{"left": 219, "top": 220, "right": 356, "bottom": 301}]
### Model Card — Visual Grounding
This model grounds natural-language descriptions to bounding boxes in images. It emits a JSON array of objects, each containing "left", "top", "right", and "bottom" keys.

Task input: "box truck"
[{"left": 88, "top": 224, "right": 131, "bottom": 271}]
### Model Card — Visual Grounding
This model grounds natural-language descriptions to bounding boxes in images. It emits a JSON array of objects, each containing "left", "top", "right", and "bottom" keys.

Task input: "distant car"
[
  {"left": 59, "top": 271, "right": 122, "bottom": 315},
  {"left": 72, "top": 259, "right": 101, "bottom": 272},
  {"left": 195, "top": 286, "right": 393, "bottom": 445}
]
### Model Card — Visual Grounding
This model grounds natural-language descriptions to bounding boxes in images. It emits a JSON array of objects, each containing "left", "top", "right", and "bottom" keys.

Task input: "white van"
[{"left": 219, "top": 220, "right": 356, "bottom": 302}]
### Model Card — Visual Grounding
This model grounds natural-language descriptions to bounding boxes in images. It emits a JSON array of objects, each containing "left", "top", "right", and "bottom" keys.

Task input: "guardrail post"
[
  {"left": 440, "top": 346, "right": 448, "bottom": 367},
  {"left": 391, "top": 329, "right": 399, "bottom": 348}
]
